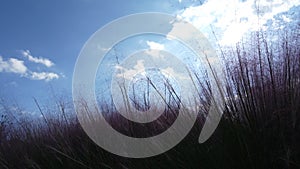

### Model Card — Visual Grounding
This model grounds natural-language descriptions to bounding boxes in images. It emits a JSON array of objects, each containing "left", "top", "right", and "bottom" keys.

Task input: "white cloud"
[
  {"left": 0, "top": 56, "right": 27, "bottom": 74},
  {"left": 30, "top": 72, "right": 59, "bottom": 81},
  {"left": 0, "top": 55, "right": 59, "bottom": 82},
  {"left": 145, "top": 41, "right": 166, "bottom": 59},
  {"left": 115, "top": 59, "right": 145, "bottom": 80},
  {"left": 146, "top": 41, "right": 165, "bottom": 50},
  {"left": 178, "top": 0, "right": 300, "bottom": 46},
  {"left": 21, "top": 50, "right": 54, "bottom": 67},
  {"left": 145, "top": 49, "right": 166, "bottom": 59}
]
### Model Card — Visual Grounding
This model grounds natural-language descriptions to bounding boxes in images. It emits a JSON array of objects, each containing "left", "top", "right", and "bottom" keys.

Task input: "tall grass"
[{"left": 0, "top": 30, "right": 299, "bottom": 169}]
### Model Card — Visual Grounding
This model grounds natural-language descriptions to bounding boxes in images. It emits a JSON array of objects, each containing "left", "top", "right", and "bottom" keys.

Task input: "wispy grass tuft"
[{"left": 0, "top": 30, "right": 299, "bottom": 169}]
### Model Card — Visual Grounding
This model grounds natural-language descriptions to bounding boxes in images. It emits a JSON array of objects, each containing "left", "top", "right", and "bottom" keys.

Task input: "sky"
[
  {"left": 0, "top": 0, "right": 186, "bottom": 110},
  {"left": 0, "top": 0, "right": 299, "bottom": 116}
]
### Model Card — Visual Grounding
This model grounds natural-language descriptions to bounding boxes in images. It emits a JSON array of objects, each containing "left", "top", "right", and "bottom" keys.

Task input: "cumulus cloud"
[
  {"left": 30, "top": 72, "right": 59, "bottom": 81},
  {"left": 0, "top": 55, "right": 59, "bottom": 82},
  {"left": 177, "top": 0, "right": 299, "bottom": 46},
  {"left": 145, "top": 41, "right": 166, "bottom": 59},
  {"left": 0, "top": 56, "right": 27, "bottom": 74},
  {"left": 146, "top": 41, "right": 165, "bottom": 50},
  {"left": 21, "top": 50, "right": 54, "bottom": 67},
  {"left": 115, "top": 59, "right": 145, "bottom": 80},
  {"left": 114, "top": 58, "right": 189, "bottom": 83}
]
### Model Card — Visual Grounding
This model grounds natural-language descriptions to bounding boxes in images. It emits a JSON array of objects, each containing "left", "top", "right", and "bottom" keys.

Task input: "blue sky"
[
  {"left": 0, "top": 0, "right": 191, "bottom": 110},
  {"left": 0, "top": 0, "right": 299, "bottom": 114}
]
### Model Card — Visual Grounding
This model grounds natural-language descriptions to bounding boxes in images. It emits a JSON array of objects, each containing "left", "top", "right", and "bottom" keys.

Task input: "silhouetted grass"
[{"left": 0, "top": 30, "right": 299, "bottom": 169}]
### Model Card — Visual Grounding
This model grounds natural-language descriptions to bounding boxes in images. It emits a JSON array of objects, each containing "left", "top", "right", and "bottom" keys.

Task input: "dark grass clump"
[{"left": 0, "top": 30, "right": 299, "bottom": 169}]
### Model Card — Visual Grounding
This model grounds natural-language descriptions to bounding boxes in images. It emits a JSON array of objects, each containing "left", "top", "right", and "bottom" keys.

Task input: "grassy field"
[{"left": 0, "top": 30, "right": 299, "bottom": 169}]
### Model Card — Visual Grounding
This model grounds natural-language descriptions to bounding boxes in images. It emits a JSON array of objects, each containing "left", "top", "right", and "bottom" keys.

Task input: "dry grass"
[{"left": 0, "top": 30, "right": 299, "bottom": 169}]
